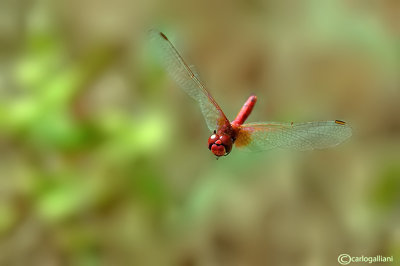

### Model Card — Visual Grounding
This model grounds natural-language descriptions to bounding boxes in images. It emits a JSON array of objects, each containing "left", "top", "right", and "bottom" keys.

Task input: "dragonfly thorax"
[{"left": 208, "top": 133, "right": 233, "bottom": 157}]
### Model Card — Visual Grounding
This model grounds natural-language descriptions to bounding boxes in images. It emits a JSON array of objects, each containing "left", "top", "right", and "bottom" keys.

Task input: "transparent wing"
[
  {"left": 149, "top": 29, "right": 229, "bottom": 131},
  {"left": 235, "top": 120, "right": 352, "bottom": 151}
]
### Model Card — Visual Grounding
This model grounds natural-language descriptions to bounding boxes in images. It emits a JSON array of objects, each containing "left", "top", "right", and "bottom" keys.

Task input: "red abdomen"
[{"left": 231, "top": 95, "right": 257, "bottom": 126}]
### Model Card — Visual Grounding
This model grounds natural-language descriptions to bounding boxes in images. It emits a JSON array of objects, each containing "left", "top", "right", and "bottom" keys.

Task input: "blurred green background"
[{"left": 0, "top": 0, "right": 399, "bottom": 265}]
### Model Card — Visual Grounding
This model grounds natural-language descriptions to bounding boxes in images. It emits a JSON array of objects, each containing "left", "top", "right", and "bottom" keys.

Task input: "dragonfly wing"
[
  {"left": 235, "top": 121, "right": 352, "bottom": 151},
  {"left": 150, "top": 30, "right": 229, "bottom": 131}
]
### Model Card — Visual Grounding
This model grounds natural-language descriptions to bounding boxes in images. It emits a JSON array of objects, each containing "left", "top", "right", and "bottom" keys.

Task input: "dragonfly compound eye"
[
  {"left": 219, "top": 134, "right": 233, "bottom": 154},
  {"left": 208, "top": 134, "right": 233, "bottom": 157},
  {"left": 208, "top": 134, "right": 219, "bottom": 150}
]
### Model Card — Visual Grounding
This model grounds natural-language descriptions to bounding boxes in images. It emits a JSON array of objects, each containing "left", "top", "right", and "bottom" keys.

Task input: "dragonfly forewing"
[
  {"left": 150, "top": 30, "right": 229, "bottom": 131},
  {"left": 236, "top": 120, "right": 352, "bottom": 151}
]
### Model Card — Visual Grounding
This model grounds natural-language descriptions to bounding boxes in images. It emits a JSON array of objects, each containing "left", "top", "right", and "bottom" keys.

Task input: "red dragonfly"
[{"left": 150, "top": 30, "right": 352, "bottom": 157}]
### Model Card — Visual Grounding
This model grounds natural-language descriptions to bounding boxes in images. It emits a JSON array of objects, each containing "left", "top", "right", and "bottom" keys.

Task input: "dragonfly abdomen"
[{"left": 231, "top": 95, "right": 257, "bottom": 126}]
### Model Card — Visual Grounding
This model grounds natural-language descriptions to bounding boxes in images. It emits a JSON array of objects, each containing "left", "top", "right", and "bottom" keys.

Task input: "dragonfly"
[{"left": 150, "top": 30, "right": 352, "bottom": 157}]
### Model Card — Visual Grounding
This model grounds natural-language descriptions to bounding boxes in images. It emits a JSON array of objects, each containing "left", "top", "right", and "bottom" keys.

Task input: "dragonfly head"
[{"left": 208, "top": 132, "right": 233, "bottom": 157}]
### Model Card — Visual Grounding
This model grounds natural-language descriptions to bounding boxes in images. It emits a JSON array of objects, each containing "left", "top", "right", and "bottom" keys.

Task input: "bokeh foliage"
[{"left": 0, "top": 0, "right": 399, "bottom": 265}]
